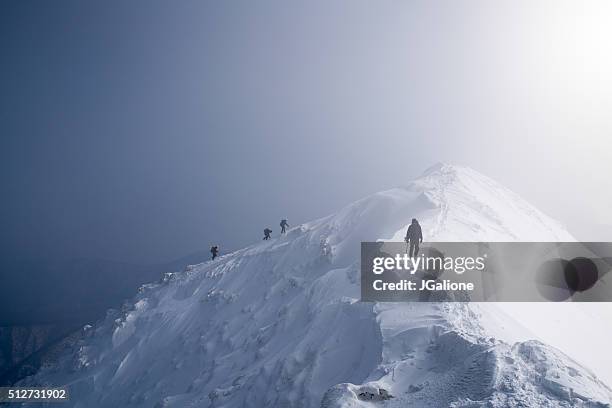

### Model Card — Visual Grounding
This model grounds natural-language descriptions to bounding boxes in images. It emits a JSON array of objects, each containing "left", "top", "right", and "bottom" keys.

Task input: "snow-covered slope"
[{"left": 23, "top": 164, "right": 612, "bottom": 407}]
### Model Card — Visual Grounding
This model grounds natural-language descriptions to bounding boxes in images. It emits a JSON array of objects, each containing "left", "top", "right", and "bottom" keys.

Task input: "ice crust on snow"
[{"left": 22, "top": 164, "right": 612, "bottom": 407}]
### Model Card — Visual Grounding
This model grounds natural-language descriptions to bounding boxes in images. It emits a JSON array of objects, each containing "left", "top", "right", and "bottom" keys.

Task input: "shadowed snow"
[{"left": 22, "top": 164, "right": 612, "bottom": 408}]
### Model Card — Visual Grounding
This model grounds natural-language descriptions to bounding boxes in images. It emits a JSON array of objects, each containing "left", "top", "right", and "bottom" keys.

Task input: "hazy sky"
[{"left": 1, "top": 0, "right": 611, "bottom": 264}]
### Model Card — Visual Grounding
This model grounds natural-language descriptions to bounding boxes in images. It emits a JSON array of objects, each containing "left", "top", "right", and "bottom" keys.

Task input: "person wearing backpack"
[
  {"left": 280, "top": 219, "right": 289, "bottom": 234},
  {"left": 263, "top": 228, "right": 273, "bottom": 240},
  {"left": 404, "top": 218, "right": 423, "bottom": 258},
  {"left": 210, "top": 245, "right": 219, "bottom": 260}
]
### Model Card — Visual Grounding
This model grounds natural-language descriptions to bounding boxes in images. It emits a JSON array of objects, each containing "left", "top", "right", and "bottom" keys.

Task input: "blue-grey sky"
[{"left": 2, "top": 0, "right": 611, "bottom": 264}]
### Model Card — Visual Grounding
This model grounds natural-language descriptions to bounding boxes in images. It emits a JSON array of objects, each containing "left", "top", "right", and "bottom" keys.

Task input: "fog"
[{"left": 1, "top": 0, "right": 611, "bottom": 265}]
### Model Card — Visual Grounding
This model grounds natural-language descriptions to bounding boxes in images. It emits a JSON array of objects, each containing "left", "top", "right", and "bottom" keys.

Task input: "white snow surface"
[{"left": 24, "top": 163, "right": 612, "bottom": 407}]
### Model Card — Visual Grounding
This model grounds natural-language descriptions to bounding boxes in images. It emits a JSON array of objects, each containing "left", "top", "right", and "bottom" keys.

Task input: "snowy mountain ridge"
[{"left": 23, "top": 164, "right": 612, "bottom": 407}]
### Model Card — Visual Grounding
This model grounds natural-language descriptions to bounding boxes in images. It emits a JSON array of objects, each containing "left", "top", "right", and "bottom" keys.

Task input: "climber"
[
  {"left": 405, "top": 218, "right": 423, "bottom": 258},
  {"left": 280, "top": 219, "right": 289, "bottom": 234},
  {"left": 263, "top": 228, "right": 273, "bottom": 240},
  {"left": 210, "top": 245, "right": 219, "bottom": 260}
]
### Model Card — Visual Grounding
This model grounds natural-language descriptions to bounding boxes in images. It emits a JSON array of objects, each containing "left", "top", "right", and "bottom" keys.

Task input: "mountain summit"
[{"left": 23, "top": 165, "right": 611, "bottom": 407}]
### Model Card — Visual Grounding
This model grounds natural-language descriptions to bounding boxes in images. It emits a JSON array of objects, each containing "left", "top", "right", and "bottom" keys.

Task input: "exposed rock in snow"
[{"left": 21, "top": 164, "right": 612, "bottom": 407}]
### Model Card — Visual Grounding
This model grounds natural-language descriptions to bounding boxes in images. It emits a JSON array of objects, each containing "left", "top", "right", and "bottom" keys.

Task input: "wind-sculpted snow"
[
  {"left": 388, "top": 163, "right": 575, "bottom": 242},
  {"left": 22, "top": 164, "right": 612, "bottom": 407},
  {"left": 323, "top": 304, "right": 612, "bottom": 407}
]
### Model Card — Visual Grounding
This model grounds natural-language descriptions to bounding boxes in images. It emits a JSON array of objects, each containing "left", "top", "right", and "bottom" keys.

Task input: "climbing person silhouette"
[
  {"left": 405, "top": 218, "right": 423, "bottom": 258},
  {"left": 280, "top": 219, "right": 289, "bottom": 234},
  {"left": 263, "top": 228, "right": 273, "bottom": 240},
  {"left": 210, "top": 245, "right": 219, "bottom": 260}
]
